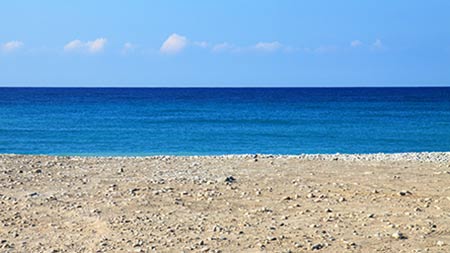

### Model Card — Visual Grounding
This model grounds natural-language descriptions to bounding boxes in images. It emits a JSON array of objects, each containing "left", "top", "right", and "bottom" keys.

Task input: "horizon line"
[{"left": 0, "top": 85, "right": 449, "bottom": 89}]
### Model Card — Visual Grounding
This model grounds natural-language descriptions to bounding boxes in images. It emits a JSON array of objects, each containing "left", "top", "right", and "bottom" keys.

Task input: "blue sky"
[{"left": 1, "top": 0, "right": 450, "bottom": 87}]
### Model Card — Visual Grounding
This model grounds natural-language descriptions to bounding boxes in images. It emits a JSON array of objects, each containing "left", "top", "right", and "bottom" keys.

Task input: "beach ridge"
[{"left": 1, "top": 151, "right": 450, "bottom": 162}]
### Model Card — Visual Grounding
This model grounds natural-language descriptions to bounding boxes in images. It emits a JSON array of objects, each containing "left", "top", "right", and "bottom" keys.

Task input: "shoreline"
[{"left": 1, "top": 151, "right": 450, "bottom": 162}]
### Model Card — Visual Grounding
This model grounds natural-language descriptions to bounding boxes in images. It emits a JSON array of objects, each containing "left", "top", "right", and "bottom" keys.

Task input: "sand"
[{"left": 0, "top": 153, "right": 449, "bottom": 252}]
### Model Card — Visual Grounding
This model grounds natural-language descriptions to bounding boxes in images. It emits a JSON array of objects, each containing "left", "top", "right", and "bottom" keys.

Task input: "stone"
[
  {"left": 294, "top": 242, "right": 302, "bottom": 248},
  {"left": 267, "top": 236, "right": 277, "bottom": 241},
  {"left": 399, "top": 190, "right": 412, "bottom": 196},
  {"left": 224, "top": 176, "right": 236, "bottom": 184},
  {"left": 311, "top": 243, "right": 324, "bottom": 250},
  {"left": 129, "top": 188, "right": 140, "bottom": 196},
  {"left": 29, "top": 192, "right": 39, "bottom": 197},
  {"left": 307, "top": 193, "right": 316, "bottom": 198},
  {"left": 391, "top": 231, "right": 407, "bottom": 240}
]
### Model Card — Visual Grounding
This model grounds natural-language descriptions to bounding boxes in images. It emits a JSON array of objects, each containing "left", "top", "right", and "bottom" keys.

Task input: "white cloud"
[
  {"left": 86, "top": 38, "right": 107, "bottom": 53},
  {"left": 212, "top": 42, "right": 235, "bottom": 52},
  {"left": 1, "top": 41, "right": 24, "bottom": 52},
  {"left": 160, "top": 33, "right": 187, "bottom": 54},
  {"left": 350, "top": 40, "right": 362, "bottom": 47},
  {"left": 253, "top": 41, "right": 282, "bottom": 52},
  {"left": 372, "top": 39, "right": 383, "bottom": 49},
  {"left": 64, "top": 38, "right": 107, "bottom": 53},
  {"left": 211, "top": 41, "right": 292, "bottom": 53},
  {"left": 157, "top": 35, "right": 294, "bottom": 54},
  {"left": 64, "top": 40, "right": 83, "bottom": 51}
]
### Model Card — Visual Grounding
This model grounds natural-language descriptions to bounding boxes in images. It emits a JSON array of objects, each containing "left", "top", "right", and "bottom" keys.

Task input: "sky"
[{"left": 1, "top": 0, "right": 450, "bottom": 87}]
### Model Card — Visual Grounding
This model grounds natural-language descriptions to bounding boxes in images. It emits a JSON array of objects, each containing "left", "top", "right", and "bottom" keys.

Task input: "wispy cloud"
[
  {"left": 64, "top": 40, "right": 83, "bottom": 51},
  {"left": 193, "top": 41, "right": 209, "bottom": 48},
  {"left": 212, "top": 42, "right": 236, "bottom": 52},
  {"left": 1, "top": 41, "right": 24, "bottom": 52},
  {"left": 253, "top": 41, "right": 283, "bottom": 52},
  {"left": 64, "top": 38, "right": 107, "bottom": 53},
  {"left": 122, "top": 42, "right": 137, "bottom": 54},
  {"left": 350, "top": 40, "right": 362, "bottom": 47},
  {"left": 371, "top": 39, "right": 384, "bottom": 50},
  {"left": 160, "top": 33, "right": 187, "bottom": 54},
  {"left": 211, "top": 41, "right": 290, "bottom": 53}
]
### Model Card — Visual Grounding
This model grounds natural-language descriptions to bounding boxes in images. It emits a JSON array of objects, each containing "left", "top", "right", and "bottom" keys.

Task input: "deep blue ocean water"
[{"left": 0, "top": 87, "right": 449, "bottom": 156}]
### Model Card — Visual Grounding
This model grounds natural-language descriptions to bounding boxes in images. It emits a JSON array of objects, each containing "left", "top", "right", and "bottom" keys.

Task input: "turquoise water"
[{"left": 0, "top": 88, "right": 449, "bottom": 155}]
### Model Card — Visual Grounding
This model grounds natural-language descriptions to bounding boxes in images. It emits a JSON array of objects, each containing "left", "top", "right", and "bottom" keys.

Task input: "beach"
[
  {"left": 3, "top": 0, "right": 450, "bottom": 252},
  {"left": 0, "top": 153, "right": 449, "bottom": 252}
]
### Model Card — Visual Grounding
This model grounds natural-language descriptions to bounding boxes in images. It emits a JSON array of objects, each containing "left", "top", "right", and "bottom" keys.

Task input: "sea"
[{"left": 0, "top": 87, "right": 449, "bottom": 156}]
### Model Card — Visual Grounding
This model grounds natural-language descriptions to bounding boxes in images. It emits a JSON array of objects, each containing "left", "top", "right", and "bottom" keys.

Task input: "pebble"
[
  {"left": 311, "top": 243, "right": 324, "bottom": 250},
  {"left": 391, "top": 231, "right": 407, "bottom": 240},
  {"left": 29, "top": 192, "right": 39, "bottom": 197},
  {"left": 436, "top": 241, "right": 445, "bottom": 246},
  {"left": 267, "top": 236, "right": 277, "bottom": 241},
  {"left": 399, "top": 190, "right": 412, "bottom": 196},
  {"left": 294, "top": 242, "right": 302, "bottom": 248},
  {"left": 223, "top": 176, "right": 236, "bottom": 184}
]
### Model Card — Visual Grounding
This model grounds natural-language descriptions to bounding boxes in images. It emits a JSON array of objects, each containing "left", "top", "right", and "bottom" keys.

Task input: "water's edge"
[{"left": 1, "top": 152, "right": 449, "bottom": 163}]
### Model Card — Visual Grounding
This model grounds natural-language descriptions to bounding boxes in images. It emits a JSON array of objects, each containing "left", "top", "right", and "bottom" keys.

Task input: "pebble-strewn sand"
[{"left": 0, "top": 153, "right": 449, "bottom": 252}]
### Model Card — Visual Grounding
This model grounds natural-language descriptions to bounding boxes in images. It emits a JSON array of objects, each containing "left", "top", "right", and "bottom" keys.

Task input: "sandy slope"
[{"left": 0, "top": 153, "right": 449, "bottom": 252}]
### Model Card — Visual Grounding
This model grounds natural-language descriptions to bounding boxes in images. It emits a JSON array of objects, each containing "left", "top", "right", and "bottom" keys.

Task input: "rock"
[
  {"left": 29, "top": 192, "right": 39, "bottom": 197},
  {"left": 129, "top": 188, "right": 140, "bottom": 196},
  {"left": 267, "top": 236, "right": 277, "bottom": 241},
  {"left": 294, "top": 242, "right": 302, "bottom": 248},
  {"left": 391, "top": 231, "right": 407, "bottom": 240},
  {"left": 224, "top": 176, "right": 236, "bottom": 184},
  {"left": 399, "top": 190, "right": 412, "bottom": 196},
  {"left": 437, "top": 241, "right": 445, "bottom": 246},
  {"left": 311, "top": 243, "right": 324, "bottom": 250},
  {"left": 259, "top": 207, "right": 272, "bottom": 213}
]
